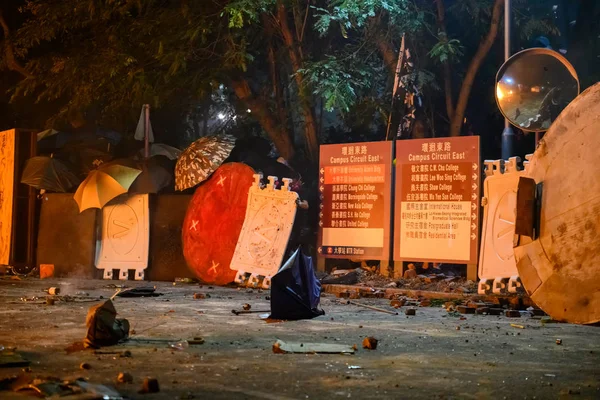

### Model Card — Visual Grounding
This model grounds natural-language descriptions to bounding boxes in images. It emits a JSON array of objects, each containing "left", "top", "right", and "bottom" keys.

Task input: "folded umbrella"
[
  {"left": 20, "top": 156, "right": 80, "bottom": 193},
  {"left": 175, "top": 135, "right": 236, "bottom": 191},
  {"left": 73, "top": 159, "right": 141, "bottom": 212}
]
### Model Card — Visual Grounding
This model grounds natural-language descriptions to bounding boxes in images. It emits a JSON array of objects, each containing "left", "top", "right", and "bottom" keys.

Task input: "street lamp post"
[{"left": 501, "top": 0, "right": 514, "bottom": 160}]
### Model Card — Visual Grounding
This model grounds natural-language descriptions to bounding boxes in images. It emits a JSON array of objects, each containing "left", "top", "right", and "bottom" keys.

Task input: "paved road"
[{"left": 0, "top": 279, "right": 598, "bottom": 399}]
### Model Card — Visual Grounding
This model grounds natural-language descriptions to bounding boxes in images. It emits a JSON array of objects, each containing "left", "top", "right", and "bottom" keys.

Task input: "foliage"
[{"left": 0, "top": 0, "right": 564, "bottom": 155}]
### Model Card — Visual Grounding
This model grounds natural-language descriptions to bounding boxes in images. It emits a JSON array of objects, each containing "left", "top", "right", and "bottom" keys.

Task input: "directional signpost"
[
  {"left": 394, "top": 137, "right": 480, "bottom": 264},
  {"left": 318, "top": 141, "right": 392, "bottom": 260}
]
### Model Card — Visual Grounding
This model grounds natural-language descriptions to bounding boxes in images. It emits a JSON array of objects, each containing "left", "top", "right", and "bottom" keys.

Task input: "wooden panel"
[
  {"left": 0, "top": 129, "right": 16, "bottom": 265},
  {"left": 513, "top": 82, "right": 600, "bottom": 324}
]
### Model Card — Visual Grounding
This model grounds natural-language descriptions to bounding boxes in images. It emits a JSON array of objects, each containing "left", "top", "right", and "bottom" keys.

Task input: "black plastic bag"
[{"left": 270, "top": 247, "right": 325, "bottom": 320}]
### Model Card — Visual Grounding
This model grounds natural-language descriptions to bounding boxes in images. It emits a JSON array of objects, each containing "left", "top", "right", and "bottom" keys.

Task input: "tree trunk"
[
  {"left": 231, "top": 78, "right": 295, "bottom": 160},
  {"left": 0, "top": 9, "right": 33, "bottom": 78},
  {"left": 435, "top": 0, "right": 455, "bottom": 121},
  {"left": 449, "top": 0, "right": 503, "bottom": 137},
  {"left": 277, "top": 1, "right": 319, "bottom": 161}
]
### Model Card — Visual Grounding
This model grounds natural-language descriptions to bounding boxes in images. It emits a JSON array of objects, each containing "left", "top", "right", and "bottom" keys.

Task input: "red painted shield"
[{"left": 182, "top": 162, "right": 255, "bottom": 285}]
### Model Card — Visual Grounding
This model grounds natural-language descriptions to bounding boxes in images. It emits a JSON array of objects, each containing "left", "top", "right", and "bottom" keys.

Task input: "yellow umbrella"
[{"left": 74, "top": 161, "right": 142, "bottom": 212}]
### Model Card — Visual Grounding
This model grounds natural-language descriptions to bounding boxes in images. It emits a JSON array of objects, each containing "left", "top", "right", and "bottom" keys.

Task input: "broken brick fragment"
[
  {"left": 140, "top": 378, "right": 160, "bottom": 393},
  {"left": 457, "top": 306, "right": 476, "bottom": 314},
  {"left": 362, "top": 337, "right": 378, "bottom": 350}
]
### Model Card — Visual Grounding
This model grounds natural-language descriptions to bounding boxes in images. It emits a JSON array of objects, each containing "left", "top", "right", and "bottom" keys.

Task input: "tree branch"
[
  {"left": 0, "top": 9, "right": 34, "bottom": 79},
  {"left": 435, "top": 0, "right": 455, "bottom": 121},
  {"left": 230, "top": 77, "right": 294, "bottom": 160},
  {"left": 449, "top": 0, "right": 503, "bottom": 137}
]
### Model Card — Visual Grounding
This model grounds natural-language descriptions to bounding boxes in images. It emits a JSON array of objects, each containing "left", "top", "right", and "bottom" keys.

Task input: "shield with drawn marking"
[
  {"left": 175, "top": 135, "right": 236, "bottom": 191},
  {"left": 182, "top": 163, "right": 255, "bottom": 285}
]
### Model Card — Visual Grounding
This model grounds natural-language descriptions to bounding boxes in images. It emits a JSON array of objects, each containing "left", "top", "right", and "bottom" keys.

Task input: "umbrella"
[
  {"left": 20, "top": 156, "right": 80, "bottom": 192},
  {"left": 129, "top": 155, "right": 174, "bottom": 194},
  {"left": 270, "top": 247, "right": 325, "bottom": 320},
  {"left": 135, "top": 143, "right": 181, "bottom": 161},
  {"left": 73, "top": 160, "right": 142, "bottom": 212},
  {"left": 175, "top": 135, "right": 236, "bottom": 191}
]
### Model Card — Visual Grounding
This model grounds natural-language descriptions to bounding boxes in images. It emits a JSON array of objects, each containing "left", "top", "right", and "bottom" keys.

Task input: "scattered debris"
[
  {"left": 169, "top": 340, "right": 189, "bottom": 351},
  {"left": 118, "top": 372, "right": 134, "bottom": 383},
  {"left": 242, "top": 303, "right": 251, "bottom": 311},
  {"left": 510, "top": 324, "right": 525, "bottom": 329},
  {"left": 140, "top": 377, "right": 160, "bottom": 394},
  {"left": 390, "top": 299, "right": 405, "bottom": 308},
  {"left": 79, "top": 362, "right": 91, "bottom": 370},
  {"left": 232, "top": 309, "right": 270, "bottom": 315},
  {"left": 117, "top": 287, "right": 161, "bottom": 298},
  {"left": 346, "top": 300, "right": 398, "bottom": 315},
  {"left": 189, "top": 337, "right": 205, "bottom": 345},
  {"left": 556, "top": 339, "right": 562, "bottom": 345},
  {"left": 0, "top": 349, "right": 30, "bottom": 368},
  {"left": 322, "top": 269, "right": 360, "bottom": 285},
  {"left": 174, "top": 277, "right": 196, "bottom": 284},
  {"left": 193, "top": 293, "right": 206, "bottom": 299},
  {"left": 84, "top": 300, "right": 130, "bottom": 349},
  {"left": 362, "top": 337, "right": 378, "bottom": 350},
  {"left": 347, "top": 365, "right": 362, "bottom": 369},
  {"left": 457, "top": 306, "right": 476, "bottom": 314},
  {"left": 47, "top": 287, "right": 60, "bottom": 295},
  {"left": 475, "top": 307, "right": 489, "bottom": 315},
  {"left": 405, "top": 308, "right": 416, "bottom": 316},
  {"left": 272, "top": 340, "right": 355, "bottom": 354}
]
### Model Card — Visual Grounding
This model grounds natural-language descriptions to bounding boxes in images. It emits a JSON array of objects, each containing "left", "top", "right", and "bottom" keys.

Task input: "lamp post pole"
[{"left": 501, "top": 0, "right": 514, "bottom": 160}]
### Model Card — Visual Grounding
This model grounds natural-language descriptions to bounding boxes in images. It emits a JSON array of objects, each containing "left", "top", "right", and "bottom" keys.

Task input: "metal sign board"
[
  {"left": 318, "top": 141, "right": 392, "bottom": 260},
  {"left": 394, "top": 137, "right": 480, "bottom": 264}
]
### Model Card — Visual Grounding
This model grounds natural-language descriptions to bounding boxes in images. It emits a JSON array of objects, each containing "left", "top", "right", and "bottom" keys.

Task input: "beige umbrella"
[
  {"left": 73, "top": 161, "right": 142, "bottom": 212},
  {"left": 175, "top": 135, "right": 236, "bottom": 191}
]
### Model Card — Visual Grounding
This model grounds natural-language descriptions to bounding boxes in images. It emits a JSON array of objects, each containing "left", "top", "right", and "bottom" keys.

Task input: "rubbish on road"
[
  {"left": 169, "top": 340, "right": 189, "bottom": 351},
  {"left": 457, "top": 305, "right": 476, "bottom": 314},
  {"left": 556, "top": 339, "right": 562, "bottom": 345},
  {"left": 242, "top": 303, "right": 251, "bottom": 310},
  {"left": 505, "top": 310, "right": 521, "bottom": 318},
  {"left": 189, "top": 337, "right": 205, "bottom": 345},
  {"left": 270, "top": 247, "right": 325, "bottom": 320},
  {"left": 193, "top": 293, "right": 206, "bottom": 299},
  {"left": 46, "top": 287, "right": 60, "bottom": 295},
  {"left": 140, "top": 377, "right": 160, "bottom": 394},
  {"left": 116, "top": 286, "right": 161, "bottom": 298},
  {"left": 174, "top": 277, "right": 196, "bottom": 284},
  {"left": 405, "top": 308, "right": 416, "bottom": 316},
  {"left": 510, "top": 323, "right": 525, "bottom": 329},
  {"left": 84, "top": 300, "right": 130, "bottom": 349},
  {"left": 321, "top": 269, "right": 360, "bottom": 285},
  {"left": 232, "top": 309, "right": 270, "bottom": 315},
  {"left": 272, "top": 340, "right": 355, "bottom": 354},
  {"left": 362, "top": 337, "right": 378, "bottom": 350},
  {"left": 118, "top": 372, "right": 134, "bottom": 383},
  {"left": 346, "top": 300, "right": 398, "bottom": 315},
  {"left": 14, "top": 377, "right": 123, "bottom": 399},
  {"left": 390, "top": 299, "right": 405, "bottom": 308},
  {"left": 0, "top": 349, "right": 30, "bottom": 368},
  {"left": 347, "top": 365, "right": 362, "bottom": 369}
]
